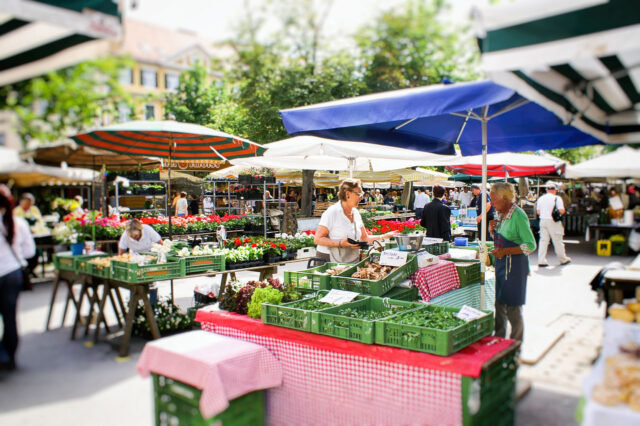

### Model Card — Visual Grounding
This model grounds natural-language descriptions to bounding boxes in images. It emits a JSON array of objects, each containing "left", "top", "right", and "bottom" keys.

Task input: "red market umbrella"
[{"left": 447, "top": 152, "right": 566, "bottom": 177}]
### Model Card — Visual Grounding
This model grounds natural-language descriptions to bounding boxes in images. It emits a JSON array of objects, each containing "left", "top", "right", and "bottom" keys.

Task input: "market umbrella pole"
[
  {"left": 480, "top": 106, "right": 489, "bottom": 310},
  {"left": 168, "top": 135, "right": 174, "bottom": 306}
]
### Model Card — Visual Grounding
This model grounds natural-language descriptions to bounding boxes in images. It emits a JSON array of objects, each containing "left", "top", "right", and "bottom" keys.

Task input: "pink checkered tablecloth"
[
  {"left": 411, "top": 260, "right": 460, "bottom": 302},
  {"left": 196, "top": 310, "right": 515, "bottom": 426}
]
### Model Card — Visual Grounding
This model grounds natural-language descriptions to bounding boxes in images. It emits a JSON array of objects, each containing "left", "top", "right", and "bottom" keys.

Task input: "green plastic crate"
[
  {"left": 167, "top": 254, "right": 225, "bottom": 275},
  {"left": 381, "top": 285, "right": 419, "bottom": 301},
  {"left": 53, "top": 253, "right": 77, "bottom": 272},
  {"left": 153, "top": 374, "right": 265, "bottom": 426},
  {"left": 611, "top": 240, "right": 626, "bottom": 256},
  {"left": 448, "top": 258, "right": 482, "bottom": 288},
  {"left": 88, "top": 260, "right": 112, "bottom": 279},
  {"left": 375, "top": 305, "right": 494, "bottom": 356},
  {"left": 111, "top": 258, "right": 185, "bottom": 283},
  {"left": 423, "top": 242, "right": 449, "bottom": 255},
  {"left": 261, "top": 291, "right": 368, "bottom": 332},
  {"left": 284, "top": 262, "right": 346, "bottom": 290},
  {"left": 331, "top": 253, "right": 418, "bottom": 296},
  {"left": 462, "top": 348, "right": 518, "bottom": 426},
  {"left": 76, "top": 254, "right": 109, "bottom": 274},
  {"left": 312, "top": 297, "right": 422, "bottom": 344}
]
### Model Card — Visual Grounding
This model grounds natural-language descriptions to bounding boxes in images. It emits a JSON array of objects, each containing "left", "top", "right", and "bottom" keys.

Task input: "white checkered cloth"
[{"left": 410, "top": 260, "right": 460, "bottom": 302}]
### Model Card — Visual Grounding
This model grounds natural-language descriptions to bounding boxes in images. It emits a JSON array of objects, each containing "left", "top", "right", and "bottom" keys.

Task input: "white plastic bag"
[{"left": 629, "top": 230, "right": 640, "bottom": 252}]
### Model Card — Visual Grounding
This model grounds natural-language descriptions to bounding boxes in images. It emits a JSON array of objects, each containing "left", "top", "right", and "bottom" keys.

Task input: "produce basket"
[
  {"left": 448, "top": 258, "right": 482, "bottom": 288},
  {"left": 153, "top": 374, "right": 265, "bottom": 426},
  {"left": 423, "top": 242, "right": 449, "bottom": 256},
  {"left": 284, "top": 262, "right": 346, "bottom": 290},
  {"left": 167, "top": 254, "right": 225, "bottom": 275},
  {"left": 381, "top": 285, "right": 419, "bottom": 301},
  {"left": 111, "top": 258, "right": 185, "bottom": 283},
  {"left": 375, "top": 305, "right": 494, "bottom": 356},
  {"left": 312, "top": 297, "right": 422, "bottom": 344},
  {"left": 261, "top": 291, "right": 368, "bottom": 332},
  {"left": 330, "top": 253, "right": 418, "bottom": 296},
  {"left": 76, "top": 254, "right": 110, "bottom": 274},
  {"left": 53, "top": 253, "right": 76, "bottom": 272},
  {"left": 88, "top": 261, "right": 112, "bottom": 279}
]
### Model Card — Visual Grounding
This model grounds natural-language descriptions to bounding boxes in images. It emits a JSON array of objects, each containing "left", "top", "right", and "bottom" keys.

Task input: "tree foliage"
[
  {"left": 2, "top": 57, "right": 133, "bottom": 145},
  {"left": 163, "top": 62, "right": 216, "bottom": 126}
]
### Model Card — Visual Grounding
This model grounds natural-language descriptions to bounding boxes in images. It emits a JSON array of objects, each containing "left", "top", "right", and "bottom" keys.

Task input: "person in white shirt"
[
  {"left": 118, "top": 219, "right": 162, "bottom": 255},
  {"left": 413, "top": 188, "right": 430, "bottom": 220},
  {"left": 536, "top": 182, "right": 570, "bottom": 267},
  {"left": 203, "top": 196, "right": 214, "bottom": 215},
  {"left": 0, "top": 185, "right": 35, "bottom": 371},
  {"left": 314, "top": 179, "right": 397, "bottom": 263},
  {"left": 459, "top": 187, "right": 473, "bottom": 207},
  {"left": 175, "top": 192, "right": 188, "bottom": 217}
]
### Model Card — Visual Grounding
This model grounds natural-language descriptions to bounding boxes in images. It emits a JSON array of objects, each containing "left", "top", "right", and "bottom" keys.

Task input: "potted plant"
[{"left": 139, "top": 168, "right": 160, "bottom": 181}]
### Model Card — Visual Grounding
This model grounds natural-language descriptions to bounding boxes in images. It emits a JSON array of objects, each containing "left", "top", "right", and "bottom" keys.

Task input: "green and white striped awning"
[
  {"left": 0, "top": 0, "right": 121, "bottom": 86},
  {"left": 476, "top": 0, "right": 640, "bottom": 145}
]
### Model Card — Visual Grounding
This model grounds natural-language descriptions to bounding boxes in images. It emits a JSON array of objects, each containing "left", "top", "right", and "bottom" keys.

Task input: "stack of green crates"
[
  {"left": 53, "top": 253, "right": 109, "bottom": 274},
  {"left": 167, "top": 254, "right": 225, "bottom": 275},
  {"left": 284, "top": 262, "right": 346, "bottom": 291},
  {"left": 153, "top": 374, "right": 265, "bottom": 426},
  {"left": 461, "top": 348, "right": 518, "bottom": 425}
]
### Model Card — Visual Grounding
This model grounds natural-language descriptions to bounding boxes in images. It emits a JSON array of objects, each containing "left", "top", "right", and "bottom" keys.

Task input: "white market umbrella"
[
  {"left": 0, "top": 148, "right": 97, "bottom": 186},
  {"left": 565, "top": 146, "right": 640, "bottom": 179},
  {"left": 231, "top": 136, "right": 458, "bottom": 175}
]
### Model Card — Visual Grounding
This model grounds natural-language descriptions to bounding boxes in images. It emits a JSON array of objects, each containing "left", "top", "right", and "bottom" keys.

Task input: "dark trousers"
[
  {"left": 494, "top": 301, "right": 523, "bottom": 341},
  {"left": 0, "top": 268, "right": 23, "bottom": 363},
  {"left": 415, "top": 208, "right": 423, "bottom": 221}
]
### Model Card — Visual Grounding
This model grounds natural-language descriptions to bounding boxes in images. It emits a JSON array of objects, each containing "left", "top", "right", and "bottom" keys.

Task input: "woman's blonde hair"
[
  {"left": 491, "top": 182, "right": 515, "bottom": 202},
  {"left": 126, "top": 219, "right": 143, "bottom": 234},
  {"left": 338, "top": 178, "right": 362, "bottom": 201}
]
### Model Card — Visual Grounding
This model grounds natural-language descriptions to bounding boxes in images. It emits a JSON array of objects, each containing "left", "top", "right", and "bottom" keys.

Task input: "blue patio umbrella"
[{"left": 280, "top": 79, "right": 601, "bottom": 305}]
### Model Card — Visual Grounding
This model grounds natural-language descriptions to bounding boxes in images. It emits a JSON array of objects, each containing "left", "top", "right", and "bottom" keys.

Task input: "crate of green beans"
[
  {"left": 312, "top": 297, "right": 422, "bottom": 344},
  {"left": 261, "top": 291, "right": 369, "bottom": 332},
  {"left": 375, "top": 305, "right": 494, "bottom": 356}
]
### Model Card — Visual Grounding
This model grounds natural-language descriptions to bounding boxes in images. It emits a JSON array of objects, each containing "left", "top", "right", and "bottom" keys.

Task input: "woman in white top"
[
  {"left": 175, "top": 192, "right": 188, "bottom": 217},
  {"left": 0, "top": 185, "right": 34, "bottom": 371},
  {"left": 118, "top": 219, "right": 162, "bottom": 255},
  {"left": 314, "top": 179, "right": 397, "bottom": 263}
]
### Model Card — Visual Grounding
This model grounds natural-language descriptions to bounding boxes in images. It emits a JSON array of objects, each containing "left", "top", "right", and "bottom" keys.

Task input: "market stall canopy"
[
  {"left": 476, "top": 0, "right": 640, "bottom": 145},
  {"left": 279, "top": 80, "right": 602, "bottom": 156},
  {"left": 72, "top": 120, "right": 266, "bottom": 161},
  {"left": 159, "top": 170, "right": 201, "bottom": 184},
  {"left": 447, "top": 152, "right": 566, "bottom": 177},
  {"left": 21, "top": 140, "right": 162, "bottom": 170},
  {"left": 0, "top": 0, "right": 122, "bottom": 86},
  {"left": 230, "top": 136, "right": 456, "bottom": 171},
  {"left": 0, "top": 147, "right": 97, "bottom": 186},
  {"left": 565, "top": 146, "right": 640, "bottom": 178}
]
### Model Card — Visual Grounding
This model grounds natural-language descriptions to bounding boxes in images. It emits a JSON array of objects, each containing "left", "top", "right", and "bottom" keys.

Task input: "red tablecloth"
[
  {"left": 411, "top": 260, "right": 460, "bottom": 302},
  {"left": 196, "top": 310, "right": 515, "bottom": 426}
]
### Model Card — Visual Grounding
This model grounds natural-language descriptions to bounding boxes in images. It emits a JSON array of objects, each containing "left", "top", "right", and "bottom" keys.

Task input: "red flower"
[
  {"left": 244, "top": 238, "right": 251, "bottom": 243},
  {"left": 251, "top": 243, "right": 257, "bottom": 248},
  {"left": 270, "top": 243, "right": 277, "bottom": 248},
  {"left": 234, "top": 238, "right": 241, "bottom": 246},
  {"left": 278, "top": 243, "right": 287, "bottom": 250}
]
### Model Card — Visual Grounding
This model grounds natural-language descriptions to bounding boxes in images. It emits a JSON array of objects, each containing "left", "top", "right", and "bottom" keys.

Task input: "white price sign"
[
  {"left": 456, "top": 305, "right": 488, "bottom": 322},
  {"left": 319, "top": 289, "right": 360, "bottom": 305},
  {"left": 422, "top": 237, "right": 443, "bottom": 244},
  {"left": 379, "top": 250, "right": 408, "bottom": 267}
]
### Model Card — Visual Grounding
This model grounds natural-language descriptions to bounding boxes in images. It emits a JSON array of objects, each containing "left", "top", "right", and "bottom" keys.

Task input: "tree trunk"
[{"left": 301, "top": 169, "right": 315, "bottom": 217}]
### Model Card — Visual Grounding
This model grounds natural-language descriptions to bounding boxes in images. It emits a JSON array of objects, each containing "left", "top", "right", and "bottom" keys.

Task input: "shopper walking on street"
[
  {"left": 536, "top": 182, "right": 571, "bottom": 267},
  {"left": 413, "top": 188, "right": 430, "bottom": 220},
  {"left": 175, "top": 192, "right": 188, "bottom": 217},
  {"left": 489, "top": 182, "right": 536, "bottom": 341}
]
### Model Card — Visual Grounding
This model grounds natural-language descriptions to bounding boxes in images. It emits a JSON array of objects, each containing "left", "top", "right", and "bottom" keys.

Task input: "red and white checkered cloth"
[
  {"left": 411, "top": 260, "right": 460, "bottom": 302},
  {"left": 136, "top": 331, "right": 282, "bottom": 419},
  {"left": 196, "top": 310, "right": 515, "bottom": 426}
]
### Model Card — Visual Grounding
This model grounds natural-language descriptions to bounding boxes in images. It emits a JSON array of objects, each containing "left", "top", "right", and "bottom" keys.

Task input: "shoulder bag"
[{"left": 552, "top": 196, "right": 563, "bottom": 222}]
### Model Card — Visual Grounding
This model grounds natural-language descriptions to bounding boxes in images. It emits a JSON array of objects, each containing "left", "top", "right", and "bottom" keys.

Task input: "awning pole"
[{"left": 480, "top": 106, "right": 489, "bottom": 310}]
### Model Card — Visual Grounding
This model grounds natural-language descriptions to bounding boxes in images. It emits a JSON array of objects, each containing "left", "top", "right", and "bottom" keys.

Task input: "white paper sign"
[
  {"left": 422, "top": 237, "right": 443, "bottom": 245},
  {"left": 319, "top": 289, "right": 360, "bottom": 305},
  {"left": 456, "top": 305, "right": 488, "bottom": 322},
  {"left": 379, "top": 250, "right": 408, "bottom": 267},
  {"left": 416, "top": 251, "right": 439, "bottom": 268}
]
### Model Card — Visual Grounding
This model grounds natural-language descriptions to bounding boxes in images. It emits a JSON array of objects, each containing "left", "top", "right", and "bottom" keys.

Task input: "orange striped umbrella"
[{"left": 72, "top": 120, "right": 265, "bottom": 160}]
